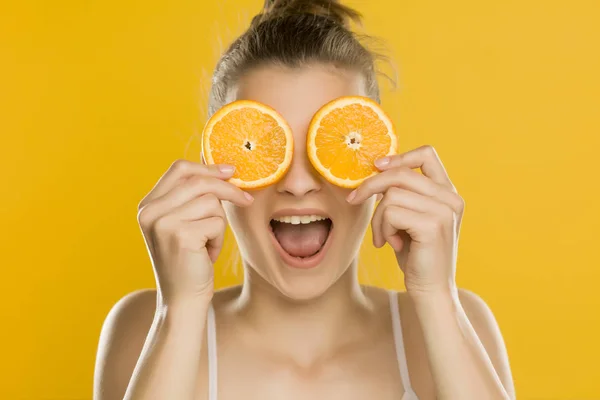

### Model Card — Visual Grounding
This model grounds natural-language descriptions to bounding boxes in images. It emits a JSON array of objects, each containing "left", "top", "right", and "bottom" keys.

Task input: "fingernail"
[
  {"left": 375, "top": 157, "right": 390, "bottom": 168},
  {"left": 346, "top": 190, "right": 357, "bottom": 203},
  {"left": 218, "top": 164, "right": 235, "bottom": 174},
  {"left": 243, "top": 192, "right": 254, "bottom": 202}
]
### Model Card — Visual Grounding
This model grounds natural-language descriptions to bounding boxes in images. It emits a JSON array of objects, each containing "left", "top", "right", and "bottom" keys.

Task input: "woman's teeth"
[{"left": 272, "top": 215, "right": 328, "bottom": 225}]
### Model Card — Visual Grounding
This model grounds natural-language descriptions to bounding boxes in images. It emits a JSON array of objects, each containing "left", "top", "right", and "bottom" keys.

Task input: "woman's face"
[{"left": 223, "top": 64, "right": 376, "bottom": 301}]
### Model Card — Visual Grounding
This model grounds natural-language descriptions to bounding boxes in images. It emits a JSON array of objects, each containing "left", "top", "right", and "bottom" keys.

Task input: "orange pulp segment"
[
  {"left": 202, "top": 100, "right": 294, "bottom": 189},
  {"left": 307, "top": 96, "right": 398, "bottom": 188}
]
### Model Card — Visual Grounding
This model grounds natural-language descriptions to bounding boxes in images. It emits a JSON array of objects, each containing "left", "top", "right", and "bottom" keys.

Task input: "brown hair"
[{"left": 208, "top": 0, "right": 388, "bottom": 117}]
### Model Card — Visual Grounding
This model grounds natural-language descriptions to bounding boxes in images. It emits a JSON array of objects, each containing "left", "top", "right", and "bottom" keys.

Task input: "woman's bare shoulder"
[
  {"left": 94, "top": 289, "right": 158, "bottom": 398},
  {"left": 99, "top": 289, "right": 158, "bottom": 341},
  {"left": 109, "top": 288, "right": 158, "bottom": 316},
  {"left": 101, "top": 285, "right": 243, "bottom": 327},
  {"left": 98, "top": 289, "right": 158, "bottom": 342},
  {"left": 94, "top": 286, "right": 241, "bottom": 398}
]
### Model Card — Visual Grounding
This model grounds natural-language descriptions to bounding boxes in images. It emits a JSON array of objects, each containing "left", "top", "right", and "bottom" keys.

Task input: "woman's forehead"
[{"left": 232, "top": 64, "right": 366, "bottom": 126}]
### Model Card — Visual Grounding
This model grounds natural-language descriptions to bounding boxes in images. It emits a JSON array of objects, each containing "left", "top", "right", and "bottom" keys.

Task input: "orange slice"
[
  {"left": 202, "top": 100, "right": 294, "bottom": 189},
  {"left": 307, "top": 96, "right": 398, "bottom": 189}
]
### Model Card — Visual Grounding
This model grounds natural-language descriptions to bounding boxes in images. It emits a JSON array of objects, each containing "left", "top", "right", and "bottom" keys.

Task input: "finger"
[
  {"left": 381, "top": 205, "right": 435, "bottom": 249},
  {"left": 348, "top": 167, "right": 461, "bottom": 213},
  {"left": 371, "top": 187, "right": 449, "bottom": 248},
  {"left": 167, "top": 193, "right": 226, "bottom": 222},
  {"left": 140, "top": 176, "right": 252, "bottom": 224},
  {"left": 197, "top": 216, "right": 227, "bottom": 264},
  {"left": 372, "top": 188, "right": 445, "bottom": 248},
  {"left": 372, "top": 190, "right": 398, "bottom": 248},
  {"left": 153, "top": 214, "right": 226, "bottom": 262},
  {"left": 138, "top": 159, "right": 235, "bottom": 209},
  {"left": 167, "top": 216, "right": 226, "bottom": 264},
  {"left": 163, "top": 194, "right": 227, "bottom": 261},
  {"left": 375, "top": 145, "right": 456, "bottom": 192}
]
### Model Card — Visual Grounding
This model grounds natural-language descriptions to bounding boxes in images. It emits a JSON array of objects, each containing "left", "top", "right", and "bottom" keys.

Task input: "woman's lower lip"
[{"left": 269, "top": 226, "right": 334, "bottom": 269}]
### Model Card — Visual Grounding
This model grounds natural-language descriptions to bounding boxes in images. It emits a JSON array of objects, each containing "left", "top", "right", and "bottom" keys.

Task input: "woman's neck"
[{"left": 229, "top": 262, "right": 377, "bottom": 368}]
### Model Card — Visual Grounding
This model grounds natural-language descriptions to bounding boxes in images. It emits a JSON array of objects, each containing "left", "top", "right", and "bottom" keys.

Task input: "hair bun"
[{"left": 257, "top": 0, "right": 361, "bottom": 28}]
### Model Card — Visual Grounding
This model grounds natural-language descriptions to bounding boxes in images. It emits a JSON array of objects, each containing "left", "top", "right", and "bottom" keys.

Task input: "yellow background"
[{"left": 1, "top": 0, "right": 599, "bottom": 398}]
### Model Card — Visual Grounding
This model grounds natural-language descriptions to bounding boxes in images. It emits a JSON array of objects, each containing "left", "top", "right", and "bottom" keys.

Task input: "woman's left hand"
[{"left": 346, "top": 145, "right": 465, "bottom": 296}]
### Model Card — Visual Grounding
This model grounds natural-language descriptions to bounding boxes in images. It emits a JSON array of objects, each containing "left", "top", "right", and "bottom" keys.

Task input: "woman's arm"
[
  {"left": 348, "top": 146, "right": 515, "bottom": 399},
  {"left": 97, "top": 159, "right": 250, "bottom": 399},
  {"left": 123, "top": 296, "right": 210, "bottom": 400},
  {"left": 411, "top": 288, "right": 515, "bottom": 400},
  {"left": 93, "top": 290, "right": 211, "bottom": 400}
]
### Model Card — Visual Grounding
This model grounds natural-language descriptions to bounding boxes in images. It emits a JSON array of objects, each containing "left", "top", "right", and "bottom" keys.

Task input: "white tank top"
[{"left": 206, "top": 291, "right": 419, "bottom": 399}]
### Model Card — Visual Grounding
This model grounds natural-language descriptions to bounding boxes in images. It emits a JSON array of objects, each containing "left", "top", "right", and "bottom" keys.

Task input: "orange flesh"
[
  {"left": 315, "top": 103, "right": 392, "bottom": 180},
  {"left": 209, "top": 108, "right": 288, "bottom": 182}
]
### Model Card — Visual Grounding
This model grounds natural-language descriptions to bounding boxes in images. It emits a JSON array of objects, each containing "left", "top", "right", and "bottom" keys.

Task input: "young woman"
[{"left": 93, "top": 1, "right": 515, "bottom": 399}]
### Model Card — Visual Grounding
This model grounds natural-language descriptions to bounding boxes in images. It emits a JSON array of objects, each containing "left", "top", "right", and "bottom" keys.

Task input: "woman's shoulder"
[
  {"left": 96, "top": 288, "right": 159, "bottom": 347},
  {"left": 358, "top": 286, "right": 495, "bottom": 332},
  {"left": 94, "top": 289, "right": 158, "bottom": 396},
  {"left": 94, "top": 286, "right": 241, "bottom": 393},
  {"left": 105, "top": 285, "right": 243, "bottom": 317},
  {"left": 103, "top": 285, "right": 243, "bottom": 322},
  {"left": 96, "top": 286, "right": 240, "bottom": 344},
  {"left": 99, "top": 289, "right": 158, "bottom": 338},
  {"left": 361, "top": 286, "right": 494, "bottom": 312}
]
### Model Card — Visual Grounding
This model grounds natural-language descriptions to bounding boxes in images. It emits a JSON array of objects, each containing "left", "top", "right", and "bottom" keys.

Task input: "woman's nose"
[{"left": 275, "top": 151, "right": 321, "bottom": 197}]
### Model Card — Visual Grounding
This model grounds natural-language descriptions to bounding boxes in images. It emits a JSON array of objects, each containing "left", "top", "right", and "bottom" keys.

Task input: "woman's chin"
[
  {"left": 270, "top": 264, "right": 348, "bottom": 302},
  {"left": 241, "top": 235, "right": 356, "bottom": 302},
  {"left": 276, "top": 280, "right": 331, "bottom": 302}
]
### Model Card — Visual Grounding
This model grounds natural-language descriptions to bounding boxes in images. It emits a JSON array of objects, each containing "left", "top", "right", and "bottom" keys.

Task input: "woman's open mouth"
[{"left": 268, "top": 213, "right": 334, "bottom": 269}]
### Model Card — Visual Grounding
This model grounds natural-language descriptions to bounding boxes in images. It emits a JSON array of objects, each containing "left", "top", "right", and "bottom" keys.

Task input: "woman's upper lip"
[{"left": 270, "top": 208, "right": 331, "bottom": 219}]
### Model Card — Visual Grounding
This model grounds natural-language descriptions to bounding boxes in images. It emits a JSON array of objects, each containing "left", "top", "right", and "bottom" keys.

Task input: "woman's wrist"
[
  {"left": 156, "top": 293, "right": 213, "bottom": 326},
  {"left": 410, "top": 289, "right": 453, "bottom": 312},
  {"left": 407, "top": 282, "right": 459, "bottom": 303},
  {"left": 406, "top": 284, "right": 462, "bottom": 325},
  {"left": 157, "top": 288, "right": 213, "bottom": 310}
]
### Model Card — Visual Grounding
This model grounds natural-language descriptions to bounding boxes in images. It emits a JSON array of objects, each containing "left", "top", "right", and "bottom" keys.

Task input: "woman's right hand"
[{"left": 136, "top": 159, "right": 253, "bottom": 305}]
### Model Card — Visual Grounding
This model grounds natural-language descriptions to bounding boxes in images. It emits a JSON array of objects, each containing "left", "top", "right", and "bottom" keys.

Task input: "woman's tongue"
[{"left": 272, "top": 220, "right": 329, "bottom": 258}]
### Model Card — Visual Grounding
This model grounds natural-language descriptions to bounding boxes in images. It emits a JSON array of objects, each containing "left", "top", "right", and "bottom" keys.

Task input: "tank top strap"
[
  {"left": 207, "top": 302, "right": 218, "bottom": 400},
  {"left": 388, "top": 290, "right": 419, "bottom": 399}
]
